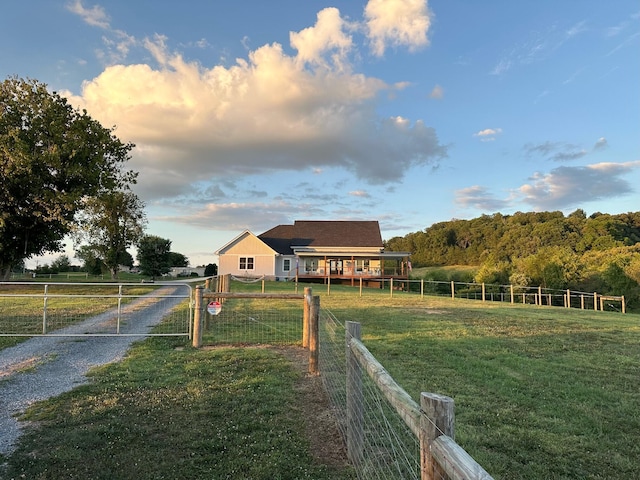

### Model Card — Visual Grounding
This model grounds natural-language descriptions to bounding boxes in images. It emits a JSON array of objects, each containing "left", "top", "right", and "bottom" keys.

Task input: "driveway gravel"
[{"left": 0, "top": 285, "right": 190, "bottom": 455}]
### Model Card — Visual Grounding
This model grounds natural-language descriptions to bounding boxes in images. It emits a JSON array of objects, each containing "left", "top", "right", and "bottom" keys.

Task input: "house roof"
[
  {"left": 258, "top": 225, "right": 296, "bottom": 255},
  {"left": 259, "top": 220, "right": 383, "bottom": 255}
]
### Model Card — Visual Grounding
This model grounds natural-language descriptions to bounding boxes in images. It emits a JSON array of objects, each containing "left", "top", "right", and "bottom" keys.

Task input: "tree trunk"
[{"left": 1, "top": 265, "right": 12, "bottom": 281}]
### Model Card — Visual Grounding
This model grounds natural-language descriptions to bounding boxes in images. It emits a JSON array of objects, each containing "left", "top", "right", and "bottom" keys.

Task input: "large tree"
[
  {"left": 137, "top": 235, "right": 172, "bottom": 280},
  {"left": 0, "top": 77, "right": 136, "bottom": 279},
  {"left": 73, "top": 190, "right": 147, "bottom": 279}
]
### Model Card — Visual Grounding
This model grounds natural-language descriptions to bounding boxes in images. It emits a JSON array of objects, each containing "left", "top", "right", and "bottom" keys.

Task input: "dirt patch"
[
  {"left": 0, "top": 356, "right": 47, "bottom": 381},
  {"left": 276, "top": 346, "right": 351, "bottom": 469}
]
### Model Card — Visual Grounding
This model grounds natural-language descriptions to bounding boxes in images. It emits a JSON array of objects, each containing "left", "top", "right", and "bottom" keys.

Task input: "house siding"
[{"left": 217, "top": 231, "right": 277, "bottom": 278}]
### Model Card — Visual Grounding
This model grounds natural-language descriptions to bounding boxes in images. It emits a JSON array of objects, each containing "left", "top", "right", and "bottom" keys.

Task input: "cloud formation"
[
  {"left": 520, "top": 161, "right": 640, "bottom": 210},
  {"left": 364, "top": 0, "right": 432, "bottom": 56},
  {"left": 64, "top": 1, "right": 443, "bottom": 202},
  {"left": 455, "top": 186, "right": 510, "bottom": 211},
  {"left": 524, "top": 138, "right": 608, "bottom": 161},
  {"left": 456, "top": 160, "right": 640, "bottom": 214},
  {"left": 491, "top": 21, "right": 587, "bottom": 76}
]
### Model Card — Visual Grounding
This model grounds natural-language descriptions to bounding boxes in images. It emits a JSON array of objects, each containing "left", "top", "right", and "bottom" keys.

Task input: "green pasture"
[{"left": 1, "top": 280, "right": 638, "bottom": 479}]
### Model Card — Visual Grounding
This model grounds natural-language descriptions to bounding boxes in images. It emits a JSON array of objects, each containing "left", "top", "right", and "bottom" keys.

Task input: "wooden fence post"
[
  {"left": 538, "top": 286, "right": 542, "bottom": 306},
  {"left": 346, "top": 321, "right": 363, "bottom": 467},
  {"left": 302, "top": 287, "right": 311, "bottom": 348},
  {"left": 420, "top": 392, "right": 455, "bottom": 480},
  {"left": 451, "top": 281, "right": 455, "bottom": 300},
  {"left": 193, "top": 285, "right": 204, "bottom": 348},
  {"left": 510, "top": 284, "right": 514, "bottom": 304},
  {"left": 481, "top": 283, "right": 486, "bottom": 302},
  {"left": 308, "top": 295, "right": 320, "bottom": 375}
]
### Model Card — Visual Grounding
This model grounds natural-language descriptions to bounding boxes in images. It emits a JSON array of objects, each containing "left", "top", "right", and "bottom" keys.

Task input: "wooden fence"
[
  {"left": 346, "top": 321, "right": 494, "bottom": 480},
  {"left": 192, "top": 284, "right": 320, "bottom": 374},
  {"left": 191, "top": 279, "right": 493, "bottom": 479}
]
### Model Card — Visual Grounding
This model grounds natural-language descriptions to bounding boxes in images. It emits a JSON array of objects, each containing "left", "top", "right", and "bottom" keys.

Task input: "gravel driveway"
[{"left": 0, "top": 285, "right": 190, "bottom": 455}]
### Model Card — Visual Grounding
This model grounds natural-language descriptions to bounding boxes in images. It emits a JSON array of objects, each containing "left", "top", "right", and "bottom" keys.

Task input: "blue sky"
[{"left": 2, "top": 0, "right": 639, "bottom": 268}]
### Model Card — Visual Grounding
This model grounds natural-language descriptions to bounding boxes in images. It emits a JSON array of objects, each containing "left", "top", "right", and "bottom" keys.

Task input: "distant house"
[
  {"left": 168, "top": 266, "right": 206, "bottom": 278},
  {"left": 215, "top": 220, "right": 410, "bottom": 285}
]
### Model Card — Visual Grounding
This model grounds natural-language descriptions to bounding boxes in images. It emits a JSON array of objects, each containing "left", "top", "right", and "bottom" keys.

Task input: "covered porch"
[{"left": 294, "top": 251, "right": 411, "bottom": 286}]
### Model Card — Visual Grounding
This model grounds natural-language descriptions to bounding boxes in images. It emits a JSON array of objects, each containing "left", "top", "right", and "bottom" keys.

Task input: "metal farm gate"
[{"left": 0, "top": 282, "right": 192, "bottom": 338}]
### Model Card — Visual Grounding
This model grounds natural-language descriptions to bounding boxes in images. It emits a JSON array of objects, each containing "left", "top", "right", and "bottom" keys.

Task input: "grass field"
[{"left": 1, "top": 280, "right": 639, "bottom": 479}]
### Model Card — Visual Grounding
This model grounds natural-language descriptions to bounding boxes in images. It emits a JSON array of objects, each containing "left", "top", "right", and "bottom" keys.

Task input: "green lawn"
[
  {"left": 321, "top": 288, "right": 640, "bottom": 479},
  {"left": 1, "top": 280, "right": 638, "bottom": 479},
  {"left": 1, "top": 337, "right": 354, "bottom": 480}
]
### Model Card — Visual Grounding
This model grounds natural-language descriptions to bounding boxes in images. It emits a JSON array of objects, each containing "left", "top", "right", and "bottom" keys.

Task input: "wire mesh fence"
[
  {"left": 319, "top": 308, "right": 421, "bottom": 480},
  {"left": 0, "top": 282, "right": 192, "bottom": 337},
  {"left": 201, "top": 297, "right": 304, "bottom": 346}
]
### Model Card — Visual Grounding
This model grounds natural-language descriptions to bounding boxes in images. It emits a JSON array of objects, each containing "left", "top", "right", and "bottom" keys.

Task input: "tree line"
[
  {"left": 385, "top": 210, "right": 640, "bottom": 310},
  {"left": 1, "top": 76, "right": 214, "bottom": 281}
]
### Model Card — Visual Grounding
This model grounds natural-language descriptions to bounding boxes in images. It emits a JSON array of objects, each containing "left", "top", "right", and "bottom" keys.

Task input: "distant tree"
[
  {"left": 73, "top": 190, "right": 146, "bottom": 279},
  {"left": 168, "top": 252, "right": 189, "bottom": 267},
  {"left": 76, "top": 245, "right": 105, "bottom": 275},
  {"left": 204, "top": 263, "right": 218, "bottom": 276},
  {"left": 474, "top": 255, "right": 511, "bottom": 285},
  {"left": 0, "top": 77, "right": 136, "bottom": 279},
  {"left": 137, "top": 235, "right": 171, "bottom": 280},
  {"left": 51, "top": 255, "right": 72, "bottom": 273}
]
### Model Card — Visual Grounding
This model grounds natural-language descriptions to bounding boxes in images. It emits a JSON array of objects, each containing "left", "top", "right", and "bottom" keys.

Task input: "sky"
[{"left": 2, "top": 0, "right": 639, "bottom": 269}]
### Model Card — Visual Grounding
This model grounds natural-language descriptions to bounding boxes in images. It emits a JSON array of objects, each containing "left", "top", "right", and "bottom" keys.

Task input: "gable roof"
[
  {"left": 258, "top": 224, "right": 296, "bottom": 255},
  {"left": 214, "top": 230, "right": 278, "bottom": 255},
  {"left": 258, "top": 220, "right": 383, "bottom": 254}
]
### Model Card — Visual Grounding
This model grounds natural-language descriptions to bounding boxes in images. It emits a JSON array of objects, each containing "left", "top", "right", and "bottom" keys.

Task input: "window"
[
  {"left": 356, "top": 259, "right": 370, "bottom": 272},
  {"left": 239, "top": 257, "right": 254, "bottom": 270},
  {"left": 283, "top": 259, "right": 291, "bottom": 272},
  {"left": 305, "top": 259, "right": 318, "bottom": 272}
]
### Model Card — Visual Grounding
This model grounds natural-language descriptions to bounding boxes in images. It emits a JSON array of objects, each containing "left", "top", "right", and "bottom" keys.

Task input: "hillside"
[{"left": 385, "top": 210, "right": 640, "bottom": 310}]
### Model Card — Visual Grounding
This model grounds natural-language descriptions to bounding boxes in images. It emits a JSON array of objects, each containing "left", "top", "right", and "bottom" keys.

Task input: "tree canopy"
[
  {"left": 137, "top": 235, "right": 172, "bottom": 280},
  {"left": 385, "top": 210, "right": 640, "bottom": 267},
  {"left": 385, "top": 210, "right": 640, "bottom": 310},
  {"left": 0, "top": 77, "right": 137, "bottom": 279},
  {"left": 73, "top": 190, "right": 146, "bottom": 279}
]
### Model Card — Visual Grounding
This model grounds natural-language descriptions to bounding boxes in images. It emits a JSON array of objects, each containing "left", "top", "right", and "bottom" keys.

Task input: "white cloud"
[
  {"left": 473, "top": 128, "right": 502, "bottom": 141},
  {"left": 290, "top": 8, "right": 353, "bottom": 70},
  {"left": 67, "top": 0, "right": 136, "bottom": 64},
  {"left": 364, "top": 0, "right": 431, "bottom": 56},
  {"left": 66, "top": 0, "right": 110, "bottom": 29},
  {"left": 519, "top": 161, "right": 640, "bottom": 210},
  {"left": 62, "top": 8, "right": 445, "bottom": 201},
  {"left": 429, "top": 84, "right": 444, "bottom": 99}
]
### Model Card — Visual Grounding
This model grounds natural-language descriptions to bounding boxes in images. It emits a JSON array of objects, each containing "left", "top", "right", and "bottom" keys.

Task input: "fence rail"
[
  {"left": 213, "top": 274, "right": 627, "bottom": 314},
  {"left": 346, "top": 321, "right": 493, "bottom": 480},
  {"left": 0, "top": 282, "right": 192, "bottom": 337}
]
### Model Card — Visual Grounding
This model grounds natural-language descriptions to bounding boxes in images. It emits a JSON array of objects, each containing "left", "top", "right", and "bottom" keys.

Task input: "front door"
[{"left": 330, "top": 260, "right": 343, "bottom": 275}]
